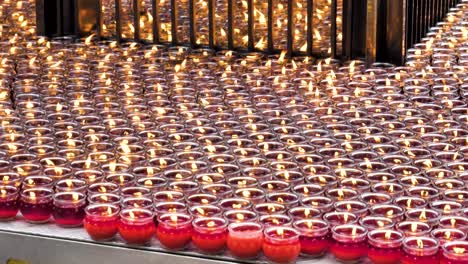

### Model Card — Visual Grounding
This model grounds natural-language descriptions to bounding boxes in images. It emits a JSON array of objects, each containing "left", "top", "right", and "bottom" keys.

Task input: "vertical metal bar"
[
  {"left": 97, "top": 0, "right": 102, "bottom": 39},
  {"left": 267, "top": 0, "right": 274, "bottom": 53},
  {"left": 170, "top": 0, "right": 178, "bottom": 45},
  {"left": 189, "top": 0, "right": 196, "bottom": 46},
  {"left": 330, "top": 0, "right": 337, "bottom": 58},
  {"left": 287, "top": 0, "right": 294, "bottom": 57},
  {"left": 133, "top": 0, "right": 141, "bottom": 40},
  {"left": 57, "top": 0, "right": 63, "bottom": 35},
  {"left": 366, "top": 0, "right": 378, "bottom": 65},
  {"left": 208, "top": 0, "right": 216, "bottom": 47},
  {"left": 116, "top": 0, "right": 122, "bottom": 42},
  {"left": 247, "top": 0, "right": 254, "bottom": 51},
  {"left": 342, "top": 0, "right": 352, "bottom": 60},
  {"left": 152, "top": 0, "right": 160, "bottom": 43},
  {"left": 227, "top": 0, "right": 234, "bottom": 49}
]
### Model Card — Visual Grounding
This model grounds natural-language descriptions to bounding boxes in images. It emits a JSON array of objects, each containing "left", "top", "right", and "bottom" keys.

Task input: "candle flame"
[
  {"left": 72, "top": 193, "right": 80, "bottom": 201},
  {"left": 454, "top": 247, "right": 465, "bottom": 254},
  {"left": 277, "top": 228, "right": 284, "bottom": 236},
  {"left": 385, "top": 231, "right": 392, "bottom": 240},
  {"left": 417, "top": 239, "right": 424, "bottom": 249},
  {"left": 207, "top": 221, "right": 216, "bottom": 228},
  {"left": 351, "top": 227, "right": 357, "bottom": 236}
]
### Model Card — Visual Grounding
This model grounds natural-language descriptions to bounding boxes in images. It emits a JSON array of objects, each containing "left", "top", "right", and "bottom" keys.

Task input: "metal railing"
[{"left": 36, "top": 0, "right": 461, "bottom": 64}]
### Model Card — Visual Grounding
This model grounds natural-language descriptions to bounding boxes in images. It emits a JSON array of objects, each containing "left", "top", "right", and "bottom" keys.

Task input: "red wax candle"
[
  {"left": 122, "top": 197, "right": 153, "bottom": 210},
  {"left": 223, "top": 209, "right": 258, "bottom": 223},
  {"left": 19, "top": 188, "right": 53, "bottom": 223},
  {"left": 323, "top": 211, "right": 358, "bottom": 227},
  {"left": 0, "top": 185, "right": 19, "bottom": 220},
  {"left": 55, "top": 179, "right": 87, "bottom": 193},
  {"left": 88, "top": 193, "right": 121, "bottom": 206},
  {"left": 227, "top": 222, "right": 263, "bottom": 259},
  {"left": 293, "top": 219, "right": 330, "bottom": 257},
  {"left": 359, "top": 216, "right": 395, "bottom": 231},
  {"left": 441, "top": 241, "right": 468, "bottom": 264},
  {"left": 53, "top": 192, "right": 86, "bottom": 227},
  {"left": 431, "top": 228, "right": 467, "bottom": 247},
  {"left": 189, "top": 205, "right": 222, "bottom": 218},
  {"left": 156, "top": 213, "right": 192, "bottom": 250},
  {"left": 87, "top": 182, "right": 120, "bottom": 196},
  {"left": 402, "top": 237, "right": 439, "bottom": 264},
  {"left": 367, "top": 229, "right": 404, "bottom": 264},
  {"left": 262, "top": 226, "right": 301, "bottom": 263},
  {"left": 118, "top": 208, "right": 156, "bottom": 245},
  {"left": 330, "top": 224, "right": 368, "bottom": 262},
  {"left": 152, "top": 191, "right": 185, "bottom": 204},
  {"left": 84, "top": 204, "right": 120, "bottom": 241},
  {"left": 192, "top": 217, "right": 228, "bottom": 254},
  {"left": 396, "top": 221, "right": 432, "bottom": 237}
]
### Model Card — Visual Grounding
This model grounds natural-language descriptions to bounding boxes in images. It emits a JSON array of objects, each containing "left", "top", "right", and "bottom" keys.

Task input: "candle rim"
[
  {"left": 88, "top": 193, "right": 121, "bottom": 204},
  {"left": 264, "top": 226, "right": 300, "bottom": 241},
  {"left": 332, "top": 224, "right": 368, "bottom": 243},
  {"left": 368, "top": 229, "right": 404, "bottom": 248},
  {"left": 192, "top": 216, "right": 228, "bottom": 230},
  {"left": 442, "top": 241, "right": 468, "bottom": 260},
  {"left": 53, "top": 191, "right": 86, "bottom": 202},
  {"left": 359, "top": 216, "right": 395, "bottom": 229},
  {"left": 403, "top": 236, "right": 439, "bottom": 256},
  {"left": 228, "top": 221, "right": 263, "bottom": 233},
  {"left": 158, "top": 212, "right": 192, "bottom": 226},
  {"left": 85, "top": 203, "right": 120, "bottom": 217},
  {"left": 20, "top": 187, "right": 53, "bottom": 200},
  {"left": 120, "top": 208, "right": 154, "bottom": 222},
  {"left": 431, "top": 228, "right": 467, "bottom": 241}
]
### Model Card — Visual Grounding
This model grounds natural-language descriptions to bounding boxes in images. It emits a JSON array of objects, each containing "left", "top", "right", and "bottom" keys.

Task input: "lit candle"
[
  {"left": 19, "top": 188, "right": 53, "bottom": 223},
  {"left": 330, "top": 224, "right": 368, "bottom": 262},
  {"left": 441, "top": 241, "right": 468, "bottom": 264},
  {"left": 52, "top": 192, "right": 86, "bottom": 227},
  {"left": 0, "top": 185, "right": 18, "bottom": 220},
  {"left": 192, "top": 217, "right": 228, "bottom": 254},
  {"left": 262, "top": 226, "right": 301, "bottom": 263},
  {"left": 118, "top": 208, "right": 156, "bottom": 245},
  {"left": 402, "top": 237, "right": 439, "bottom": 264},
  {"left": 294, "top": 219, "right": 330, "bottom": 257},
  {"left": 156, "top": 213, "right": 192, "bottom": 250},
  {"left": 367, "top": 229, "right": 404, "bottom": 264},
  {"left": 84, "top": 204, "right": 120, "bottom": 241}
]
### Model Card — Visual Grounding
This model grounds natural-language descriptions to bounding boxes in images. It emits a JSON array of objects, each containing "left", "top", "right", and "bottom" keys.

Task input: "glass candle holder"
[
  {"left": 118, "top": 208, "right": 156, "bottom": 245},
  {"left": 87, "top": 182, "right": 120, "bottom": 196},
  {"left": 84, "top": 204, "right": 120, "bottom": 241},
  {"left": 152, "top": 191, "right": 185, "bottom": 204},
  {"left": 227, "top": 222, "right": 263, "bottom": 259},
  {"left": 393, "top": 196, "right": 428, "bottom": 211},
  {"left": 0, "top": 185, "right": 19, "bottom": 220},
  {"left": 19, "top": 188, "right": 53, "bottom": 223},
  {"left": 223, "top": 209, "right": 258, "bottom": 224},
  {"left": 301, "top": 196, "right": 334, "bottom": 213},
  {"left": 406, "top": 209, "right": 441, "bottom": 227},
  {"left": 439, "top": 216, "right": 468, "bottom": 233},
  {"left": 370, "top": 204, "right": 405, "bottom": 222},
  {"left": 396, "top": 221, "right": 432, "bottom": 237},
  {"left": 190, "top": 205, "right": 222, "bottom": 219},
  {"left": 262, "top": 226, "right": 301, "bottom": 263},
  {"left": 323, "top": 212, "right": 358, "bottom": 227},
  {"left": 122, "top": 197, "right": 153, "bottom": 210},
  {"left": 334, "top": 200, "right": 369, "bottom": 218},
  {"left": 88, "top": 193, "right": 121, "bottom": 206},
  {"left": 192, "top": 217, "right": 228, "bottom": 254},
  {"left": 441, "top": 241, "right": 468, "bottom": 264},
  {"left": 359, "top": 216, "right": 395, "bottom": 231},
  {"left": 402, "top": 237, "right": 439, "bottom": 264},
  {"left": 253, "top": 203, "right": 286, "bottom": 216},
  {"left": 367, "top": 229, "right": 404, "bottom": 264},
  {"left": 431, "top": 228, "right": 467, "bottom": 246},
  {"left": 0, "top": 172, "right": 21, "bottom": 188},
  {"left": 293, "top": 219, "right": 330, "bottom": 257},
  {"left": 121, "top": 187, "right": 151, "bottom": 199},
  {"left": 156, "top": 213, "right": 193, "bottom": 250},
  {"left": 359, "top": 193, "right": 392, "bottom": 207},
  {"left": 154, "top": 201, "right": 187, "bottom": 215},
  {"left": 52, "top": 192, "right": 86, "bottom": 227},
  {"left": 330, "top": 224, "right": 368, "bottom": 263}
]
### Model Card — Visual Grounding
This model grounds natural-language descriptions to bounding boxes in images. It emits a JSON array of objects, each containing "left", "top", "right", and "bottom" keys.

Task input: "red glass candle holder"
[
  {"left": 393, "top": 196, "right": 428, "bottom": 211},
  {"left": 84, "top": 204, "right": 120, "bottom": 241},
  {"left": 367, "top": 229, "right": 404, "bottom": 264},
  {"left": 266, "top": 192, "right": 299, "bottom": 207},
  {"left": 118, "top": 208, "right": 156, "bottom": 245},
  {"left": 441, "top": 241, "right": 468, "bottom": 264},
  {"left": 121, "top": 186, "right": 151, "bottom": 199},
  {"left": 74, "top": 169, "right": 104, "bottom": 184},
  {"left": 262, "top": 226, "right": 301, "bottom": 263},
  {"left": 431, "top": 228, "right": 467, "bottom": 246},
  {"left": 334, "top": 200, "right": 369, "bottom": 218},
  {"left": 192, "top": 217, "right": 228, "bottom": 254},
  {"left": 55, "top": 179, "right": 87, "bottom": 193},
  {"left": 185, "top": 193, "right": 218, "bottom": 207},
  {"left": 330, "top": 224, "right": 368, "bottom": 263},
  {"left": 19, "top": 188, "right": 53, "bottom": 223},
  {"left": 253, "top": 203, "right": 286, "bottom": 216},
  {"left": 259, "top": 180, "right": 290, "bottom": 193},
  {"left": 53, "top": 192, "right": 86, "bottom": 227},
  {"left": 153, "top": 191, "right": 185, "bottom": 203},
  {"left": 443, "top": 190, "right": 468, "bottom": 206},
  {"left": 234, "top": 188, "right": 266, "bottom": 204},
  {"left": 301, "top": 196, "right": 334, "bottom": 212},
  {"left": 305, "top": 174, "right": 338, "bottom": 189},
  {"left": 360, "top": 216, "right": 395, "bottom": 231},
  {"left": 430, "top": 201, "right": 463, "bottom": 216},
  {"left": 294, "top": 219, "right": 330, "bottom": 257},
  {"left": 396, "top": 221, "right": 432, "bottom": 237},
  {"left": 154, "top": 201, "right": 187, "bottom": 215},
  {"left": 227, "top": 222, "right": 263, "bottom": 259},
  {"left": 87, "top": 182, "right": 120, "bottom": 196},
  {"left": 22, "top": 176, "right": 54, "bottom": 190},
  {"left": 323, "top": 212, "right": 358, "bottom": 227},
  {"left": 105, "top": 173, "right": 135, "bottom": 188},
  {"left": 0, "top": 185, "right": 19, "bottom": 220},
  {"left": 0, "top": 172, "right": 21, "bottom": 188},
  {"left": 372, "top": 183, "right": 405, "bottom": 197},
  {"left": 223, "top": 209, "right": 258, "bottom": 223},
  {"left": 325, "top": 188, "right": 358, "bottom": 201},
  {"left": 439, "top": 216, "right": 468, "bottom": 233},
  {"left": 402, "top": 237, "right": 439, "bottom": 264},
  {"left": 406, "top": 208, "right": 441, "bottom": 227},
  {"left": 288, "top": 207, "right": 321, "bottom": 220},
  {"left": 136, "top": 177, "right": 167, "bottom": 192},
  {"left": 122, "top": 197, "right": 153, "bottom": 210},
  {"left": 156, "top": 213, "right": 193, "bottom": 250},
  {"left": 370, "top": 204, "right": 405, "bottom": 222},
  {"left": 359, "top": 193, "right": 392, "bottom": 206},
  {"left": 189, "top": 205, "right": 222, "bottom": 218},
  {"left": 407, "top": 186, "right": 440, "bottom": 202},
  {"left": 88, "top": 193, "right": 121, "bottom": 206}
]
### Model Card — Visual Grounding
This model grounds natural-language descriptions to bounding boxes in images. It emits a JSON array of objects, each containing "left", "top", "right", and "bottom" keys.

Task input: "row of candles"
[
  {"left": 0, "top": 0, "right": 466, "bottom": 263},
  {"left": 0, "top": 180, "right": 468, "bottom": 263}
]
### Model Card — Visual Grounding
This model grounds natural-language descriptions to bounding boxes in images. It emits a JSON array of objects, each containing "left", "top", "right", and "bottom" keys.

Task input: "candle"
[
  {"left": 84, "top": 204, "right": 120, "bottom": 241},
  {"left": 441, "top": 241, "right": 468, "bottom": 264},
  {"left": 88, "top": 193, "right": 121, "bottom": 206},
  {"left": 156, "top": 213, "right": 192, "bottom": 250},
  {"left": 262, "top": 226, "right": 301, "bottom": 263},
  {"left": 192, "top": 217, "right": 228, "bottom": 253},
  {"left": 0, "top": 185, "right": 18, "bottom": 220},
  {"left": 323, "top": 212, "right": 358, "bottom": 227},
  {"left": 227, "top": 222, "right": 263, "bottom": 259},
  {"left": 294, "top": 219, "right": 330, "bottom": 257},
  {"left": 334, "top": 200, "right": 369, "bottom": 217},
  {"left": 19, "top": 188, "right": 53, "bottom": 223},
  {"left": 87, "top": 182, "right": 120, "bottom": 196},
  {"left": 223, "top": 209, "right": 258, "bottom": 223},
  {"left": 189, "top": 205, "right": 222, "bottom": 218},
  {"left": 402, "top": 237, "right": 439, "bottom": 264},
  {"left": 122, "top": 197, "right": 153, "bottom": 210},
  {"left": 53, "top": 192, "right": 86, "bottom": 227},
  {"left": 439, "top": 216, "right": 468, "bottom": 233},
  {"left": 330, "top": 224, "right": 368, "bottom": 262},
  {"left": 367, "top": 229, "right": 404, "bottom": 264},
  {"left": 431, "top": 228, "right": 467, "bottom": 246},
  {"left": 118, "top": 208, "right": 156, "bottom": 245},
  {"left": 397, "top": 221, "right": 432, "bottom": 237},
  {"left": 55, "top": 179, "right": 87, "bottom": 193},
  {"left": 405, "top": 208, "right": 441, "bottom": 227}
]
